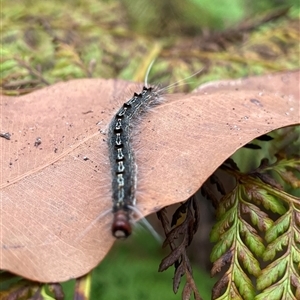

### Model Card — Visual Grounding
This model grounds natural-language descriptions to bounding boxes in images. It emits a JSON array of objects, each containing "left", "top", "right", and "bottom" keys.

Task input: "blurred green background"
[
  {"left": 1, "top": 0, "right": 299, "bottom": 95},
  {"left": 62, "top": 229, "right": 215, "bottom": 300},
  {"left": 1, "top": 0, "right": 299, "bottom": 299}
]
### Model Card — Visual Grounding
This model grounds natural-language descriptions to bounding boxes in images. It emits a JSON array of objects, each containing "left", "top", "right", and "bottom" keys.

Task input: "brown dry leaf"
[{"left": 0, "top": 71, "right": 299, "bottom": 282}]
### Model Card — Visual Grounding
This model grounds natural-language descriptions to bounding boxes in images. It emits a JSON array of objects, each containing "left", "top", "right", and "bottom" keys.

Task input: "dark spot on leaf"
[
  {"left": 34, "top": 137, "right": 42, "bottom": 147},
  {"left": 82, "top": 110, "right": 93, "bottom": 114},
  {"left": 0, "top": 132, "right": 11, "bottom": 140},
  {"left": 250, "top": 98, "right": 263, "bottom": 107}
]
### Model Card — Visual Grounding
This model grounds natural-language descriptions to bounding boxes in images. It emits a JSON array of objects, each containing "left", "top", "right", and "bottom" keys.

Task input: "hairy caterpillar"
[
  {"left": 108, "top": 85, "right": 162, "bottom": 238},
  {"left": 108, "top": 68, "right": 203, "bottom": 238}
]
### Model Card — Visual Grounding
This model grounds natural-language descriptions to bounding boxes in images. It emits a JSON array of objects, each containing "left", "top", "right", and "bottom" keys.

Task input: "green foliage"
[
  {"left": 40, "top": 286, "right": 56, "bottom": 300},
  {"left": 122, "top": 0, "right": 245, "bottom": 34},
  {"left": 210, "top": 148, "right": 300, "bottom": 299}
]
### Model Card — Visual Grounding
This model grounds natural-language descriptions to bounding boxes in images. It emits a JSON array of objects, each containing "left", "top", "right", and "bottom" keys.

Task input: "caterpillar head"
[{"left": 112, "top": 210, "right": 132, "bottom": 238}]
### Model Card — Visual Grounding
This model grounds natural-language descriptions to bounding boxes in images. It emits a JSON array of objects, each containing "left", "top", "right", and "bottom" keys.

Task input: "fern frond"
[
  {"left": 246, "top": 187, "right": 287, "bottom": 214},
  {"left": 210, "top": 155, "right": 300, "bottom": 300},
  {"left": 210, "top": 184, "right": 263, "bottom": 300},
  {"left": 259, "top": 157, "right": 300, "bottom": 188},
  {"left": 257, "top": 200, "right": 300, "bottom": 300}
]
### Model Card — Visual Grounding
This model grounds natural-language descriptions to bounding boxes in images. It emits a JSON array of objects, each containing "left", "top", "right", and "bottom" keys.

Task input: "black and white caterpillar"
[
  {"left": 107, "top": 67, "right": 202, "bottom": 239},
  {"left": 108, "top": 85, "right": 161, "bottom": 238}
]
